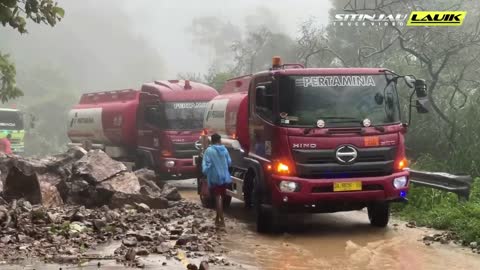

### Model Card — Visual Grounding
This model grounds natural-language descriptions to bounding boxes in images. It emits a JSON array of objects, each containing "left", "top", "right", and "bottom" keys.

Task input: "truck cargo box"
[{"left": 67, "top": 89, "right": 140, "bottom": 148}]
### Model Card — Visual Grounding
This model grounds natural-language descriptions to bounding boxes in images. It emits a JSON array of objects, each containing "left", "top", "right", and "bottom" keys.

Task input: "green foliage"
[
  {"left": 178, "top": 66, "right": 235, "bottom": 92},
  {"left": 0, "top": 0, "right": 64, "bottom": 34},
  {"left": 397, "top": 183, "right": 480, "bottom": 243},
  {"left": 0, "top": 0, "right": 64, "bottom": 103},
  {"left": 0, "top": 53, "right": 22, "bottom": 102},
  {"left": 204, "top": 67, "right": 235, "bottom": 92}
]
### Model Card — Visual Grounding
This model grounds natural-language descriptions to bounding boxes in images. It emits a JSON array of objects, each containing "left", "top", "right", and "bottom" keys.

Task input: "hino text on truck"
[
  {"left": 67, "top": 80, "right": 218, "bottom": 179},
  {"left": 195, "top": 57, "right": 429, "bottom": 233},
  {"left": 0, "top": 108, "right": 25, "bottom": 154}
]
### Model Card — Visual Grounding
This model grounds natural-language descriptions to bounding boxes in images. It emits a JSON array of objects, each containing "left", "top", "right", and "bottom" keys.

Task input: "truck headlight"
[
  {"left": 165, "top": 160, "right": 175, "bottom": 168},
  {"left": 279, "top": 181, "right": 299, "bottom": 192},
  {"left": 393, "top": 176, "right": 408, "bottom": 189}
]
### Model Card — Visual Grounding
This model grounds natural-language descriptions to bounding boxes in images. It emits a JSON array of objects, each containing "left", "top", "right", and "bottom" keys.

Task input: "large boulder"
[
  {"left": 0, "top": 148, "right": 180, "bottom": 209},
  {"left": 73, "top": 150, "right": 127, "bottom": 183}
]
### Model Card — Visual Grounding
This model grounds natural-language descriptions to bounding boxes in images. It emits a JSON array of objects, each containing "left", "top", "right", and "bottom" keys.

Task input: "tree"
[
  {"left": 0, "top": 0, "right": 64, "bottom": 103},
  {"left": 336, "top": 0, "right": 480, "bottom": 145},
  {"left": 297, "top": 18, "right": 347, "bottom": 67}
]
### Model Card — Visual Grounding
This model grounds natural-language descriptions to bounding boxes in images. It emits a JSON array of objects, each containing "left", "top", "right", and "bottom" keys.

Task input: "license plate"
[
  {"left": 333, "top": 181, "right": 362, "bottom": 192},
  {"left": 192, "top": 155, "right": 198, "bottom": 166}
]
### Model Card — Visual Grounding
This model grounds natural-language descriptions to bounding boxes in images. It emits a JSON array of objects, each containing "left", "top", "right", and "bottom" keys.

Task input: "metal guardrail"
[{"left": 409, "top": 170, "right": 473, "bottom": 201}]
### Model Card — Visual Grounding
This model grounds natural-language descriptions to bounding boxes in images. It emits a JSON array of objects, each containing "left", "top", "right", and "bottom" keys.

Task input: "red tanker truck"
[
  {"left": 67, "top": 80, "right": 218, "bottom": 179},
  {"left": 195, "top": 57, "right": 429, "bottom": 232}
]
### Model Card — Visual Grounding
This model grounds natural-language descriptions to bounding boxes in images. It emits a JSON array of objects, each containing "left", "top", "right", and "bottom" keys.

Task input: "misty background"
[{"left": 0, "top": 0, "right": 330, "bottom": 154}]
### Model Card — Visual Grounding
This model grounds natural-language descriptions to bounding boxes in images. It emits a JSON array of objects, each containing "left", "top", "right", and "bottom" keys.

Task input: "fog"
[
  {"left": 0, "top": 0, "right": 331, "bottom": 154},
  {"left": 1, "top": 0, "right": 331, "bottom": 88},
  {"left": 123, "top": 0, "right": 331, "bottom": 76}
]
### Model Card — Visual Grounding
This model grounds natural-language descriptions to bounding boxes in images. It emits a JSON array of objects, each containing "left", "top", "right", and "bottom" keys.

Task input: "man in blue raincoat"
[{"left": 202, "top": 133, "right": 232, "bottom": 227}]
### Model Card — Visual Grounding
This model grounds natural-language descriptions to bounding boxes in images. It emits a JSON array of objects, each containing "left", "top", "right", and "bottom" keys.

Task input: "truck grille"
[
  {"left": 292, "top": 147, "right": 396, "bottom": 179},
  {"left": 172, "top": 142, "right": 197, "bottom": 159}
]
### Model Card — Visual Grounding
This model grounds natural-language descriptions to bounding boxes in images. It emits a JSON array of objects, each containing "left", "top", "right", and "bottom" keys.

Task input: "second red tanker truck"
[
  {"left": 67, "top": 80, "right": 218, "bottom": 179},
  {"left": 196, "top": 57, "right": 429, "bottom": 232}
]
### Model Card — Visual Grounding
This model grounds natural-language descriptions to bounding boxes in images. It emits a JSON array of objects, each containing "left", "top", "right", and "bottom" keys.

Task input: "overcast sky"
[
  {"left": 120, "top": 0, "right": 332, "bottom": 77},
  {"left": 1, "top": 0, "right": 332, "bottom": 91}
]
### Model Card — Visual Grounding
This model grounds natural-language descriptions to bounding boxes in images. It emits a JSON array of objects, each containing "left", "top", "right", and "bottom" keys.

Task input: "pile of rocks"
[
  {"left": 0, "top": 148, "right": 180, "bottom": 209},
  {"left": 422, "top": 232, "right": 458, "bottom": 246},
  {"left": 0, "top": 149, "right": 237, "bottom": 268},
  {"left": 0, "top": 198, "right": 227, "bottom": 266}
]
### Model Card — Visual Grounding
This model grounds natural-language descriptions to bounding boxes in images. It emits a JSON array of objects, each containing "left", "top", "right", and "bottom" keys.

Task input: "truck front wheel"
[
  {"left": 367, "top": 202, "right": 390, "bottom": 227},
  {"left": 252, "top": 175, "right": 283, "bottom": 233}
]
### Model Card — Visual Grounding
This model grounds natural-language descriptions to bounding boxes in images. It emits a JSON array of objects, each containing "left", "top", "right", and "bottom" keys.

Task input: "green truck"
[{"left": 0, "top": 108, "right": 25, "bottom": 154}]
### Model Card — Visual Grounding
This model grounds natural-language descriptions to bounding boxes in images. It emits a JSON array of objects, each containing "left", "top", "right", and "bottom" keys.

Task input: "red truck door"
[
  {"left": 136, "top": 98, "right": 162, "bottom": 168},
  {"left": 249, "top": 76, "right": 276, "bottom": 162}
]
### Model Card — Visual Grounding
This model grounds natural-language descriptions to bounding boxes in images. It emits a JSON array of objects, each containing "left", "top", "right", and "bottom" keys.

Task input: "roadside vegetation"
[
  {"left": 394, "top": 177, "right": 480, "bottom": 244},
  {"left": 391, "top": 155, "right": 480, "bottom": 243}
]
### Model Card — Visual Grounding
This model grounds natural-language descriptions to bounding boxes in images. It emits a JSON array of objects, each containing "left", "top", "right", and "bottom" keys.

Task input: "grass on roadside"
[{"left": 393, "top": 178, "right": 480, "bottom": 243}]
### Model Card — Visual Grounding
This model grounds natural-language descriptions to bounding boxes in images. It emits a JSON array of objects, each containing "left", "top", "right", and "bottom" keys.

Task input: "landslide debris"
[
  {"left": 0, "top": 149, "right": 233, "bottom": 268},
  {"left": 0, "top": 148, "right": 180, "bottom": 209}
]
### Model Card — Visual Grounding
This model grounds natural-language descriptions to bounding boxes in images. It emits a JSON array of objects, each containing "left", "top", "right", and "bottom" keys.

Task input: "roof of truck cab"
[
  {"left": 220, "top": 68, "right": 390, "bottom": 94},
  {"left": 268, "top": 67, "right": 390, "bottom": 76},
  {"left": 141, "top": 80, "right": 218, "bottom": 102}
]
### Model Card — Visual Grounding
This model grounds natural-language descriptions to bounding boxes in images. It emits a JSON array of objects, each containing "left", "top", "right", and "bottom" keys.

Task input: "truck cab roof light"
[
  {"left": 272, "top": 56, "right": 282, "bottom": 69},
  {"left": 184, "top": 80, "right": 192, "bottom": 90}
]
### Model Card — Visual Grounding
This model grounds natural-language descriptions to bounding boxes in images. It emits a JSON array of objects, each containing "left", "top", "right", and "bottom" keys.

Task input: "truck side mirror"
[
  {"left": 414, "top": 79, "right": 429, "bottom": 114},
  {"left": 404, "top": 76, "right": 415, "bottom": 88}
]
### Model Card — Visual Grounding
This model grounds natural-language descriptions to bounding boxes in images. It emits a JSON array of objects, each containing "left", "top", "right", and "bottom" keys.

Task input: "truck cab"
[
  {"left": 137, "top": 80, "right": 218, "bottom": 179},
  {"left": 67, "top": 80, "right": 218, "bottom": 180},
  {"left": 0, "top": 108, "right": 25, "bottom": 154},
  {"left": 197, "top": 57, "right": 429, "bottom": 232}
]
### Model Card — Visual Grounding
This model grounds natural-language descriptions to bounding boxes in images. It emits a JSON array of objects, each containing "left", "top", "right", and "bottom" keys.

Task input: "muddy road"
[
  {"left": 2, "top": 179, "right": 480, "bottom": 270},
  {"left": 177, "top": 180, "right": 480, "bottom": 270}
]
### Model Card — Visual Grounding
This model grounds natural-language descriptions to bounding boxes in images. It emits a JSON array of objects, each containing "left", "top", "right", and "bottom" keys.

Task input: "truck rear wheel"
[{"left": 368, "top": 202, "right": 390, "bottom": 227}]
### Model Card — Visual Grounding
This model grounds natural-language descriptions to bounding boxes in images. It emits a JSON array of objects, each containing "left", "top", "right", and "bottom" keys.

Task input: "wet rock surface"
[
  {"left": 0, "top": 198, "right": 230, "bottom": 267},
  {"left": 0, "top": 148, "right": 173, "bottom": 209},
  {"left": 0, "top": 149, "right": 235, "bottom": 268}
]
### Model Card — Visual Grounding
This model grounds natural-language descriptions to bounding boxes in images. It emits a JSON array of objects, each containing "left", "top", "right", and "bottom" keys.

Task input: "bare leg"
[
  {"left": 215, "top": 195, "right": 222, "bottom": 226},
  {"left": 217, "top": 195, "right": 225, "bottom": 227}
]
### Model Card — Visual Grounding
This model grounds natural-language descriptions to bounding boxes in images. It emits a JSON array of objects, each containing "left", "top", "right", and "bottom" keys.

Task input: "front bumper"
[
  {"left": 157, "top": 157, "right": 196, "bottom": 178},
  {"left": 270, "top": 171, "right": 409, "bottom": 206}
]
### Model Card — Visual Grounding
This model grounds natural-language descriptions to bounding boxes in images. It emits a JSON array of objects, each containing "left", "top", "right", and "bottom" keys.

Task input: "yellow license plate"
[{"left": 333, "top": 181, "right": 362, "bottom": 192}]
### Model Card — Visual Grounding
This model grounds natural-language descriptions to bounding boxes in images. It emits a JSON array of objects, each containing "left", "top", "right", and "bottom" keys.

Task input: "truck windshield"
[
  {"left": 162, "top": 102, "right": 208, "bottom": 130},
  {"left": 278, "top": 75, "right": 400, "bottom": 127},
  {"left": 0, "top": 110, "right": 24, "bottom": 130}
]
